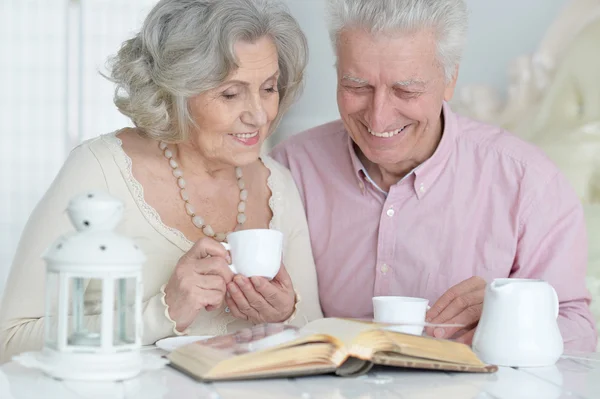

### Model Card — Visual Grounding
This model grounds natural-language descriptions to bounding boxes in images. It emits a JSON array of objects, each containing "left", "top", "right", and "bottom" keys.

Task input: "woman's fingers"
[{"left": 184, "top": 237, "right": 231, "bottom": 262}]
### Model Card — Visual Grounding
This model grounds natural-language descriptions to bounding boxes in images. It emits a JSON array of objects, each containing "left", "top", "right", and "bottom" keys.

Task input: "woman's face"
[{"left": 187, "top": 36, "right": 280, "bottom": 166}]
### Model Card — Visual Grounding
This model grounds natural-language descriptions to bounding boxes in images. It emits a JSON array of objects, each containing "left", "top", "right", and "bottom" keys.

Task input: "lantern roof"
[{"left": 44, "top": 190, "right": 146, "bottom": 267}]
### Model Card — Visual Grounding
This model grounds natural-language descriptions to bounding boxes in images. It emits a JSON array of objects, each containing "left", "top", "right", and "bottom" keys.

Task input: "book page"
[
  {"left": 300, "top": 318, "right": 380, "bottom": 347},
  {"left": 302, "top": 318, "right": 492, "bottom": 369},
  {"left": 208, "top": 343, "right": 340, "bottom": 379},
  {"left": 167, "top": 318, "right": 495, "bottom": 380},
  {"left": 376, "top": 331, "right": 487, "bottom": 366},
  {"left": 372, "top": 352, "right": 497, "bottom": 373},
  {"left": 167, "top": 323, "right": 347, "bottom": 381},
  {"left": 169, "top": 341, "right": 341, "bottom": 381}
]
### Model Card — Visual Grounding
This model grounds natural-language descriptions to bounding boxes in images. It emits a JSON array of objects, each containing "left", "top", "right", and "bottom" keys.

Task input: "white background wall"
[{"left": 0, "top": 0, "right": 569, "bottom": 295}]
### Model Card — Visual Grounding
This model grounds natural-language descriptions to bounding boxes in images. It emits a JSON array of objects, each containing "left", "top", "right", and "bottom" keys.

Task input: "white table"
[{"left": 1, "top": 349, "right": 600, "bottom": 399}]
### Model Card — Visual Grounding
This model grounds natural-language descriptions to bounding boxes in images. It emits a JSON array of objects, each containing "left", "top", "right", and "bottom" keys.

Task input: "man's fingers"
[
  {"left": 455, "top": 328, "right": 477, "bottom": 345},
  {"left": 430, "top": 304, "right": 483, "bottom": 339},
  {"left": 425, "top": 279, "right": 485, "bottom": 338},
  {"left": 426, "top": 276, "right": 486, "bottom": 321},
  {"left": 430, "top": 289, "right": 484, "bottom": 324}
]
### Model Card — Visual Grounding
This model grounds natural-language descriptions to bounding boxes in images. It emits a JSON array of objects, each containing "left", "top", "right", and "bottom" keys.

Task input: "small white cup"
[
  {"left": 221, "top": 229, "right": 283, "bottom": 279},
  {"left": 372, "top": 296, "right": 430, "bottom": 336}
]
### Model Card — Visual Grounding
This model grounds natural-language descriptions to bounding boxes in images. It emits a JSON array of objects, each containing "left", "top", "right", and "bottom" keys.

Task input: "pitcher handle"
[{"left": 550, "top": 285, "right": 559, "bottom": 319}]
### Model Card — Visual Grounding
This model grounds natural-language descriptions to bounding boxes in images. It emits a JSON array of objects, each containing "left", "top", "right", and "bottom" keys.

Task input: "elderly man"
[{"left": 271, "top": 0, "right": 597, "bottom": 350}]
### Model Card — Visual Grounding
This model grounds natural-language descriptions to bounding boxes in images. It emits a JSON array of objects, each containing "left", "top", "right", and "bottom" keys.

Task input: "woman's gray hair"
[
  {"left": 327, "top": 0, "right": 468, "bottom": 81},
  {"left": 107, "top": 0, "right": 308, "bottom": 141}
]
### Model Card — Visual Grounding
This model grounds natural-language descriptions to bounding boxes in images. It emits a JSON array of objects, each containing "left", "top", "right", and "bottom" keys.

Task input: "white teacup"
[
  {"left": 221, "top": 229, "right": 283, "bottom": 279},
  {"left": 372, "top": 296, "right": 430, "bottom": 336}
]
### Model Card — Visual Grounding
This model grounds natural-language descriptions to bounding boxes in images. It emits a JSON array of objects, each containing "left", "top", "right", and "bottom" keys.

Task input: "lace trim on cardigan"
[{"left": 101, "top": 132, "right": 279, "bottom": 245}]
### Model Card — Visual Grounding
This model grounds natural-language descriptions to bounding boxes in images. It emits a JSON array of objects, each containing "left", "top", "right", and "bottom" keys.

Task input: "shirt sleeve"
[
  {"left": 270, "top": 142, "right": 308, "bottom": 207},
  {"left": 513, "top": 171, "right": 597, "bottom": 351},
  {"left": 0, "top": 143, "right": 174, "bottom": 363},
  {"left": 269, "top": 142, "right": 290, "bottom": 168}
]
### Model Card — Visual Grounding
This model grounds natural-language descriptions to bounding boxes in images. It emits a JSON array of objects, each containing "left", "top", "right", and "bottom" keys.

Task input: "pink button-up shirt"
[{"left": 271, "top": 103, "right": 597, "bottom": 351}]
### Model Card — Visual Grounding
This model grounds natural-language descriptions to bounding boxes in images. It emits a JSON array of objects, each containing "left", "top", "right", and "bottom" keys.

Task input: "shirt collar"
[
  {"left": 347, "top": 101, "right": 458, "bottom": 199},
  {"left": 347, "top": 136, "right": 371, "bottom": 195}
]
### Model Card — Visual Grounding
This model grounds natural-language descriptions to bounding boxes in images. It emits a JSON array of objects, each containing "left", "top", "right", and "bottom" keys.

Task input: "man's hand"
[{"left": 425, "top": 276, "right": 487, "bottom": 344}]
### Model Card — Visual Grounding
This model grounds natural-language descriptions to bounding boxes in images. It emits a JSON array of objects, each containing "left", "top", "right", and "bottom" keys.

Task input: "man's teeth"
[
  {"left": 367, "top": 127, "right": 405, "bottom": 138},
  {"left": 233, "top": 131, "right": 258, "bottom": 139}
]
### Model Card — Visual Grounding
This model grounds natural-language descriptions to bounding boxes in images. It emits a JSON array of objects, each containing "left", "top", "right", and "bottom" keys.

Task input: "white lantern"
[{"left": 13, "top": 190, "right": 164, "bottom": 381}]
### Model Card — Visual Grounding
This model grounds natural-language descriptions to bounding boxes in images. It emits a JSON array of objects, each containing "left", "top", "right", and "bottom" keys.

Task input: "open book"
[{"left": 166, "top": 318, "right": 498, "bottom": 381}]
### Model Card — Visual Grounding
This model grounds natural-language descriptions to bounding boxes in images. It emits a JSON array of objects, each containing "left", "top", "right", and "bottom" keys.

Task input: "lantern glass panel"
[
  {"left": 44, "top": 271, "right": 59, "bottom": 349},
  {"left": 67, "top": 277, "right": 103, "bottom": 348},
  {"left": 114, "top": 277, "right": 136, "bottom": 346}
]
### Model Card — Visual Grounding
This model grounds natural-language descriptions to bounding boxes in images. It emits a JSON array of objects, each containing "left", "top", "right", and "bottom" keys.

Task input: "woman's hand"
[
  {"left": 163, "top": 238, "right": 235, "bottom": 332},
  {"left": 225, "top": 263, "right": 296, "bottom": 324}
]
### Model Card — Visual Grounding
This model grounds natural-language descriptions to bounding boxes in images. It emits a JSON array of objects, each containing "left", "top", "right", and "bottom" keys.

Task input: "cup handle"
[{"left": 220, "top": 242, "right": 237, "bottom": 274}]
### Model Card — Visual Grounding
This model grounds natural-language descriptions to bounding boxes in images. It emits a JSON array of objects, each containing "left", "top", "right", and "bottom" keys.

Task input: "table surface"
[{"left": 2, "top": 349, "right": 600, "bottom": 399}]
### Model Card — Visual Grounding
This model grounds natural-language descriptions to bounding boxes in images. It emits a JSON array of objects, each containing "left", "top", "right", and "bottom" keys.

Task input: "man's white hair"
[{"left": 327, "top": 0, "right": 469, "bottom": 81}]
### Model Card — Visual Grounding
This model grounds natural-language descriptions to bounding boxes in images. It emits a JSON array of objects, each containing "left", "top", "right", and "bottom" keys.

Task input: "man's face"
[{"left": 336, "top": 28, "right": 458, "bottom": 167}]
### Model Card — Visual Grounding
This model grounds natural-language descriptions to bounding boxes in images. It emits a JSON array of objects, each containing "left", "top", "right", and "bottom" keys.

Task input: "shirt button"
[
  {"left": 420, "top": 183, "right": 426, "bottom": 193},
  {"left": 358, "top": 181, "right": 365, "bottom": 190},
  {"left": 224, "top": 307, "right": 230, "bottom": 313},
  {"left": 381, "top": 264, "right": 389, "bottom": 273},
  {"left": 386, "top": 208, "right": 395, "bottom": 217}
]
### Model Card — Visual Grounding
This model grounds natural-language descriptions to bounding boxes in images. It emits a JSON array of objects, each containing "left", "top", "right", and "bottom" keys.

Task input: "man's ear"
[{"left": 444, "top": 65, "right": 460, "bottom": 102}]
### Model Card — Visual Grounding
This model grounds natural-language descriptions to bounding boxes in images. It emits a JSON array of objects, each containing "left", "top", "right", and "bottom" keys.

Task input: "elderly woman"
[{"left": 0, "top": 0, "right": 323, "bottom": 362}]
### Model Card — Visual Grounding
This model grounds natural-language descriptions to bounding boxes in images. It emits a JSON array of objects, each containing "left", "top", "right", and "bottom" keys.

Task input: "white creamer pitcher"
[{"left": 472, "top": 278, "right": 563, "bottom": 367}]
